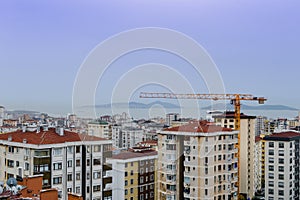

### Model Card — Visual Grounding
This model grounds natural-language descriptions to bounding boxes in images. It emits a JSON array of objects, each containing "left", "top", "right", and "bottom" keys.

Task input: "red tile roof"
[
  {"left": 0, "top": 128, "right": 107, "bottom": 145},
  {"left": 165, "top": 120, "right": 233, "bottom": 133},
  {"left": 265, "top": 131, "right": 300, "bottom": 139},
  {"left": 111, "top": 150, "right": 157, "bottom": 160},
  {"left": 255, "top": 136, "right": 262, "bottom": 143}
]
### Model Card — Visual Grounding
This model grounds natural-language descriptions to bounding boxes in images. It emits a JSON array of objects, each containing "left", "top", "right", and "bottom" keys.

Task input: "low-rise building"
[
  {"left": 107, "top": 147, "right": 157, "bottom": 200},
  {"left": 0, "top": 127, "right": 113, "bottom": 200}
]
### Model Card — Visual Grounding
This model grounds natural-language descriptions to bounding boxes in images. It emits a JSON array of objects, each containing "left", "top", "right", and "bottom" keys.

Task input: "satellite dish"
[
  {"left": 0, "top": 186, "right": 3, "bottom": 194},
  {"left": 16, "top": 185, "right": 22, "bottom": 191},
  {"left": 7, "top": 178, "right": 17, "bottom": 187}
]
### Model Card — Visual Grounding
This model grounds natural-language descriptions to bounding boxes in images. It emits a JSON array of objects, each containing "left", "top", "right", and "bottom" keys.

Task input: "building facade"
[
  {"left": 158, "top": 120, "right": 239, "bottom": 200},
  {"left": 88, "top": 119, "right": 111, "bottom": 139},
  {"left": 107, "top": 148, "right": 157, "bottom": 200},
  {"left": 214, "top": 112, "right": 256, "bottom": 198},
  {"left": 0, "top": 127, "right": 113, "bottom": 200},
  {"left": 264, "top": 131, "right": 300, "bottom": 200}
]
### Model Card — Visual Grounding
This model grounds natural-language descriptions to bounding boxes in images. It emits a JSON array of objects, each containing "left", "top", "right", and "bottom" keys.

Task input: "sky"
[{"left": 1, "top": 0, "right": 300, "bottom": 115}]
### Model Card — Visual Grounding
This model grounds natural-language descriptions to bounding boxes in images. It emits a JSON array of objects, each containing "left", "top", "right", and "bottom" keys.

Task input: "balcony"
[
  {"left": 103, "top": 170, "right": 112, "bottom": 178},
  {"left": 103, "top": 183, "right": 112, "bottom": 191}
]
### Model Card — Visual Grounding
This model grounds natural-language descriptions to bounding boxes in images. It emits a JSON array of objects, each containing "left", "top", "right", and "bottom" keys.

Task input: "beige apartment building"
[
  {"left": 214, "top": 111, "right": 256, "bottom": 199},
  {"left": 157, "top": 120, "right": 239, "bottom": 200}
]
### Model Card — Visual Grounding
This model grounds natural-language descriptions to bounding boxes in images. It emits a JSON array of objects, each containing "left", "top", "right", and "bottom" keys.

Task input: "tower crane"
[{"left": 140, "top": 92, "right": 267, "bottom": 195}]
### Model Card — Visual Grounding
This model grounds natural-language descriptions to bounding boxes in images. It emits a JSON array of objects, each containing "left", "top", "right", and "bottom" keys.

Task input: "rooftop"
[
  {"left": 111, "top": 149, "right": 157, "bottom": 160},
  {"left": 88, "top": 119, "right": 109, "bottom": 125},
  {"left": 213, "top": 111, "right": 256, "bottom": 119},
  {"left": 264, "top": 131, "right": 300, "bottom": 141},
  {"left": 0, "top": 128, "right": 108, "bottom": 145},
  {"left": 164, "top": 120, "right": 233, "bottom": 133}
]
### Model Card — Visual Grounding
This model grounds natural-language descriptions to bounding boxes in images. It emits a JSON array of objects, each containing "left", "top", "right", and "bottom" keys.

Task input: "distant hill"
[
  {"left": 92, "top": 101, "right": 180, "bottom": 109},
  {"left": 201, "top": 103, "right": 298, "bottom": 111}
]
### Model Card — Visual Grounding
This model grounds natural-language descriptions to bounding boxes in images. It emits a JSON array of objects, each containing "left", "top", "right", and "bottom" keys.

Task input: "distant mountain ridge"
[{"left": 92, "top": 101, "right": 181, "bottom": 109}]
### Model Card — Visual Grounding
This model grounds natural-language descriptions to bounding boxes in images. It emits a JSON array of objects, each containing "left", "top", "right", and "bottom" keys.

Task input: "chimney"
[
  {"left": 43, "top": 126, "right": 49, "bottom": 131},
  {"left": 22, "top": 126, "right": 26, "bottom": 133},
  {"left": 36, "top": 126, "right": 40, "bottom": 133},
  {"left": 8, "top": 135, "right": 12, "bottom": 142},
  {"left": 23, "top": 139, "right": 27, "bottom": 144},
  {"left": 56, "top": 127, "right": 64, "bottom": 136}
]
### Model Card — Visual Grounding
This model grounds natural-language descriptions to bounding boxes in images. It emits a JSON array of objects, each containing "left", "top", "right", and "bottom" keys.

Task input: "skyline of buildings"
[{"left": 0, "top": 104, "right": 299, "bottom": 199}]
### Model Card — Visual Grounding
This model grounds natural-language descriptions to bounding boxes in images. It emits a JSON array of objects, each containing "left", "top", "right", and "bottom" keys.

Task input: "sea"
[{"left": 72, "top": 107, "right": 299, "bottom": 120}]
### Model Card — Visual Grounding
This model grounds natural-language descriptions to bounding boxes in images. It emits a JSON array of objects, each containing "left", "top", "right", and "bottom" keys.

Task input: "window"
[
  {"left": 269, "top": 149, "right": 274, "bottom": 155},
  {"left": 279, "top": 166, "right": 284, "bottom": 172},
  {"left": 76, "top": 187, "right": 80, "bottom": 194},
  {"left": 150, "top": 174, "right": 154, "bottom": 181},
  {"left": 279, "top": 158, "right": 284, "bottom": 164},
  {"left": 130, "top": 170, "right": 134, "bottom": 175},
  {"left": 279, "top": 174, "right": 284, "bottom": 180},
  {"left": 269, "top": 165, "right": 274, "bottom": 171},
  {"left": 269, "top": 181, "right": 274, "bottom": 187},
  {"left": 93, "top": 158, "right": 101, "bottom": 165},
  {"left": 278, "top": 182, "right": 284, "bottom": 188},
  {"left": 53, "top": 148, "right": 62, "bottom": 156},
  {"left": 93, "top": 171, "right": 101, "bottom": 179},
  {"left": 7, "top": 160, "right": 14, "bottom": 168},
  {"left": 76, "top": 146, "right": 81, "bottom": 153},
  {"left": 140, "top": 161, "right": 144, "bottom": 166},
  {"left": 94, "top": 145, "right": 101, "bottom": 152},
  {"left": 87, "top": 159, "right": 90, "bottom": 166},
  {"left": 279, "top": 142, "right": 284, "bottom": 148},
  {"left": 130, "top": 188, "right": 133, "bottom": 194},
  {"left": 53, "top": 177, "right": 62, "bottom": 184},
  {"left": 67, "top": 146, "right": 73, "bottom": 153},
  {"left": 269, "top": 157, "right": 274, "bottom": 163},
  {"left": 140, "top": 177, "right": 144, "bottom": 184},
  {"left": 67, "top": 160, "right": 72, "bottom": 167},
  {"left": 278, "top": 190, "right": 284, "bottom": 196},
  {"left": 25, "top": 162, "right": 29, "bottom": 171},
  {"left": 140, "top": 169, "right": 144, "bottom": 174},
  {"left": 125, "top": 180, "right": 128, "bottom": 186},
  {"left": 53, "top": 162, "right": 62, "bottom": 170},
  {"left": 269, "top": 189, "right": 274, "bottom": 195},
  {"left": 8, "top": 146, "right": 14, "bottom": 153},
  {"left": 76, "top": 159, "right": 81, "bottom": 167},
  {"left": 76, "top": 173, "right": 80, "bottom": 180},
  {"left": 93, "top": 185, "right": 101, "bottom": 192},
  {"left": 67, "top": 174, "right": 72, "bottom": 181},
  {"left": 269, "top": 142, "right": 274, "bottom": 147},
  {"left": 131, "top": 179, "right": 134, "bottom": 184}
]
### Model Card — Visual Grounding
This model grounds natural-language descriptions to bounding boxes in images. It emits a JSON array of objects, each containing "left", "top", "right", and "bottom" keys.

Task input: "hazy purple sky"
[{"left": 1, "top": 0, "right": 300, "bottom": 114}]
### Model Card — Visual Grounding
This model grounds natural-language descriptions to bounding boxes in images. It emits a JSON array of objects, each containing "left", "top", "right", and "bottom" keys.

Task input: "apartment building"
[
  {"left": 214, "top": 112, "right": 256, "bottom": 199},
  {"left": 254, "top": 136, "right": 263, "bottom": 192},
  {"left": 264, "top": 131, "right": 300, "bottom": 200},
  {"left": 107, "top": 147, "right": 157, "bottom": 200},
  {"left": 112, "top": 125, "right": 144, "bottom": 149},
  {"left": 0, "top": 127, "right": 113, "bottom": 200},
  {"left": 157, "top": 120, "right": 239, "bottom": 200},
  {"left": 88, "top": 119, "right": 111, "bottom": 139}
]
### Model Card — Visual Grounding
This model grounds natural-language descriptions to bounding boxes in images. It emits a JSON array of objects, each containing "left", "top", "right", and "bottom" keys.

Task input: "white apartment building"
[
  {"left": 158, "top": 120, "right": 239, "bottom": 200},
  {"left": 107, "top": 148, "right": 157, "bottom": 200},
  {"left": 0, "top": 127, "right": 113, "bottom": 200},
  {"left": 214, "top": 112, "right": 256, "bottom": 199},
  {"left": 264, "top": 131, "right": 300, "bottom": 200},
  {"left": 254, "top": 136, "right": 263, "bottom": 192},
  {"left": 112, "top": 125, "right": 144, "bottom": 149}
]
